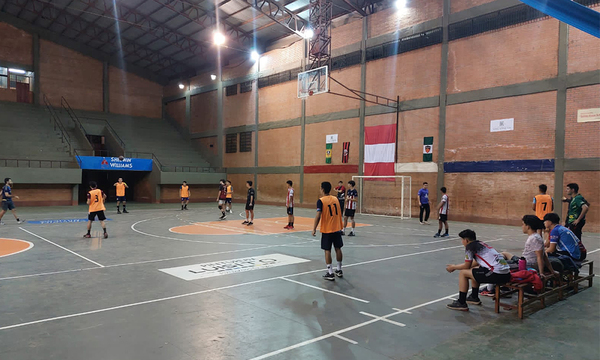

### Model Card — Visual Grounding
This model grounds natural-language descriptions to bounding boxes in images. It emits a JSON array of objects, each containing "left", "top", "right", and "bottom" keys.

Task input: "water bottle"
[{"left": 518, "top": 257, "right": 527, "bottom": 271}]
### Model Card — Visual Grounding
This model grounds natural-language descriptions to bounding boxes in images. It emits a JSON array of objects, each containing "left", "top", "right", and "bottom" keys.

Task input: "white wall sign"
[
  {"left": 326, "top": 134, "right": 338, "bottom": 144},
  {"left": 490, "top": 118, "right": 514, "bottom": 132},
  {"left": 423, "top": 144, "right": 433, "bottom": 154},
  {"left": 159, "top": 254, "right": 310, "bottom": 280},
  {"left": 577, "top": 108, "right": 600, "bottom": 123}
]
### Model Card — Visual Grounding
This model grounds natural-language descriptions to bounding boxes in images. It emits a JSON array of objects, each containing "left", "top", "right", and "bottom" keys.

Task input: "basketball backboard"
[{"left": 297, "top": 65, "right": 328, "bottom": 98}]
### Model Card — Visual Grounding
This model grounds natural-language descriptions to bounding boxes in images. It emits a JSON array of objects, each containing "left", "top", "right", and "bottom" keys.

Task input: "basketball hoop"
[{"left": 297, "top": 65, "right": 328, "bottom": 98}]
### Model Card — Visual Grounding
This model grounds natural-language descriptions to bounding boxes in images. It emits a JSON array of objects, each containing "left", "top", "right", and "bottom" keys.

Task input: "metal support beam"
[
  {"left": 32, "top": 32, "right": 40, "bottom": 105},
  {"left": 308, "top": 0, "right": 333, "bottom": 70},
  {"left": 554, "top": 21, "right": 569, "bottom": 219},
  {"left": 358, "top": 15, "right": 367, "bottom": 176},
  {"left": 103, "top": 61, "right": 109, "bottom": 113},
  {"left": 240, "top": 0, "right": 308, "bottom": 37},
  {"left": 436, "top": 0, "right": 450, "bottom": 198}
]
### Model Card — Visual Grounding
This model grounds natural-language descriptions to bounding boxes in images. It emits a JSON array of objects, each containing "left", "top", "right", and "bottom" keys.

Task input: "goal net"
[{"left": 351, "top": 176, "right": 412, "bottom": 219}]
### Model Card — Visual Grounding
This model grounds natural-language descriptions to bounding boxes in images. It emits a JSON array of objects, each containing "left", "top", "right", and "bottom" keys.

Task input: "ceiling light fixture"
[
  {"left": 9, "top": 68, "right": 26, "bottom": 74},
  {"left": 250, "top": 50, "right": 259, "bottom": 61},
  {"left": 213, "top": 31, "right": 226, "bottom": 46},
  {"left": 303, "top": 28, "right": 314, "bottom": 39},
  {"left": 211, "top": 74, "right": 217, "bottom": 81},
  {"left": 178, "top": 83, "right": 185, "bottom": 89},
  {"left": 395, "top": 0, "right": 406, "bottom": 9}
]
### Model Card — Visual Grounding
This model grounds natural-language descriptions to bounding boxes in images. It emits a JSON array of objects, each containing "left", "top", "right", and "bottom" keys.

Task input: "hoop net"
[
  {"left": 352, "top": 176, "right": 412, "bottom": 219},
  {"left": 298, "top": 65, "right": 328, "bottom": 98}
]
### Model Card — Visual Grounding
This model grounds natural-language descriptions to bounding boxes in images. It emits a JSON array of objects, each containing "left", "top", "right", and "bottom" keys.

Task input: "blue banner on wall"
[
  {"left": 76, "top": 156, "right": 153, "bottom": 171},
  {"left": 444, "top": 159, "right": 555, "bottom": 173}
]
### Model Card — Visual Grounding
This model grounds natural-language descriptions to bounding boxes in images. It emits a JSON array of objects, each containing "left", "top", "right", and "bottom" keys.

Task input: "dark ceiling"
[{"left": 0, "top": 0, "right": 380, "bottom": 81}]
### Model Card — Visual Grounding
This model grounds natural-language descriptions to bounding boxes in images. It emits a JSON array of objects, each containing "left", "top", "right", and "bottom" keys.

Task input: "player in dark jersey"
[
  {"left": 216, "top": 179, "right": 227, "bottom": 220},
  {"left": 242, "top": 181, "right": 255, "bottom": 226}
]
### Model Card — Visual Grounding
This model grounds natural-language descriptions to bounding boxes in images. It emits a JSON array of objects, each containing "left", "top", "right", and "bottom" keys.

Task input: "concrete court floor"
[{"left": 0, "top": 203, "right": 598, "bottom": 360}]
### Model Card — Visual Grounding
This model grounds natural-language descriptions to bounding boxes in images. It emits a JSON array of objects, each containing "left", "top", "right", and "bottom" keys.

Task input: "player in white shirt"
[
  {"left": 342, "top": 180, "right": 357, "bottom": 236},
  {"left": 284, "top": 180, "right": 295, "bottom": 230},
  {"left": 434, "top": 187, "right": 449, "bottom": 238}
]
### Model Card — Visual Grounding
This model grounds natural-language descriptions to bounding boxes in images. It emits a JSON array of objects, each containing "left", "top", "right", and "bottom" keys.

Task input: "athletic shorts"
[
  {"left": 181, "top": 197, "right": 189, "bottom": 201},
  {"left": 88, "top": 211, "right": 107, "bottom": 221},
  {"left": 218, "top": 200, "right": 226, "bottom": 205},
  {"left": 439, "top": 214, "right": 448, "bottom": 222},
  {"left": 321, "top": 232, "right": 344, "bottom": 251},
  {"left": 344, "top": 209, "right": 355, "bottom": 218},
  {"left": 1, "top": 200, "right": 15, "bottom": 211},
  {"left": 116, "top": 196, "right": 126, "bottom": 202},
  {"left": 245, "top": 204, "right": 254, "bottom": 211},
  {"left": 287, "top": 207, "right": 293, "bottom": 215},
  {"left": 225, "top": 198, "right": 232, "bottom": 204},
  {"left": 472, "top": 267, "right": 511, "bottom": 285},
  {"left": 338, "top": 199, "right": 345, "bottom": 209}
]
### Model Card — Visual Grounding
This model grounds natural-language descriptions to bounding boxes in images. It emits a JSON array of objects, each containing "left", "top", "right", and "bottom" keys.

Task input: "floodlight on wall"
[
  {"left": 9, "top": 68, "right": 26, "bottom": 74},
  {"left": 302, "top": 29, "right": 314, "bottom": 39},
  {"left": 178, "top": 83, "right": 185, "bottom": 89},
  {"left": 211, "top": 74, "right": 217, "bottom": 81},
  {"left": 250, "top": 50, "right": 260, "bottom": 61},
  {"left": 395, "top": 0, "right": 406, "bottom": 9},
  {"left": 213, "top": 31, "right": 226, "bottom": 46}
]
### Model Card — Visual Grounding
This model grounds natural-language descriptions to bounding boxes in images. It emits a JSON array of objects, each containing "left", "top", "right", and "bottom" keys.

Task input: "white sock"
[
  {"left": 337, "top": 262, "right": 342, "bottom": 271},
  {"left": 351, "top": 227, "right": 355, "bottom": 233},
  {"left": 327, "top": 264, "right": 333, "bottom": 274}
]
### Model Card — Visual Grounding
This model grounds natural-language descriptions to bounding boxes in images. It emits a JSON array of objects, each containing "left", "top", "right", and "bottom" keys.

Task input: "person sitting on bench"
[
  {"left": 445, "top": 229, "right": 511, "bottom": 311},
  {"left": 501, "top": 215, "right": 555, "bottom": 273},
  {"left": 543, "top": 213, "right": 586, "bottom": 262}
]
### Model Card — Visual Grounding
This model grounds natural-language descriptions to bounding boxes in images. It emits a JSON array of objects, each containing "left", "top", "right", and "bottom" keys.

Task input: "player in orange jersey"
[
  {"left": 312, "top": 181, "right": 344, "bottom": 281},
  {"left": 180, "top": 181, "right": 190, "bottom": 210},
  {"left": 85, "top": 181, "right": 108, "bottom": 239},
  {"left": 113, "top": 178, "right": 129, "bottom": 214}
]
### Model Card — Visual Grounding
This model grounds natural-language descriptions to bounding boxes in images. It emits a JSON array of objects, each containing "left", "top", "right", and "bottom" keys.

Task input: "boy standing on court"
[
  {"left": 434, "top": 187, "right": 449, "bottom": 238},
  {"left": 312, "top": 182, "right": 344, "bottom": 281},
  {"left": 533, "top": 184, "right": 553, "bottom": 221},
  {"left": 284, "top": 180, "right": 295, "bottom": 230},
  {"left": 243, "top": 181, "right": 255, "bottom": 226},
  {"left": 114, "top": 178, "right": 129, "bottom": 214},
  {"left": 335, "top": 181, "right": 346, "bottom": 210},
  {"left": 180, "top": 181, "right": 190, "bottom": 210},
  {"left": 85, "top": 181, "right": 108, "bottom": 239},
  {"left": 343, "top": 180, "right": 357, "bottom": 236},
  {"left": 418, "top": 182, "right": 430, "bottom": 225},
  {"left": 216, "top": 179, "right": 227, "bottom": 220},
  {"left": 562, "top": 183, "right": 590, "bottom": 241},
  {"left": 0, "top": 178, "right": 23, "bottom": 225},
  {"left": 225, "top": 180, "right": 234, "bottom": 214}
]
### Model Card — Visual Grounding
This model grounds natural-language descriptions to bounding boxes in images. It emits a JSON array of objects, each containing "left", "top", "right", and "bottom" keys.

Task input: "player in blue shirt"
[
  {"left": 0, "top": 178, "right": 23, "bottom": 225},
  {"left": 417, "top": 182, "right": 430, "bottom": 224},
  {"left": 543, "top": 213, "right": 585, "bottom": 261}
]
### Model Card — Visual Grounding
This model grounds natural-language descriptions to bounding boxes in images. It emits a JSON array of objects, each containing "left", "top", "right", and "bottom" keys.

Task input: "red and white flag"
[{"left": 364, "top": 124, "right": 396, "bottom": 178}]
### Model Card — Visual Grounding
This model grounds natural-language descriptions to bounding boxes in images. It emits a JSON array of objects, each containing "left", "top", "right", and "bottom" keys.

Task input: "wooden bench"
[{"left": 494, "top": 260, "right": 594, "bottom": 319}]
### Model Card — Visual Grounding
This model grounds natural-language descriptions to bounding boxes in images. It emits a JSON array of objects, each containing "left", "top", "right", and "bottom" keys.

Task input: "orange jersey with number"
[
  {"left": 181, "top": 185, "right": 189, "bottom": 198},
  {"left": 88, "top": 189, "right": 106, "bottom": 212},
  {"left": 534, "top": 194, "right": 553, "bottom": 220},
  {"left": 318, "top": 195, "right": 344, "bottom": 233},
  {"left": 116, "top": 183, "right": 127, "bottom": 197},
  {"left": 226, "top": 185, "right": 233, "bottom": 199}
]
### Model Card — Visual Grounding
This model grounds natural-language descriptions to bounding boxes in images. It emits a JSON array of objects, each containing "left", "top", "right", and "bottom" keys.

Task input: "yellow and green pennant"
[{"left": 326, "top": 143, "right": 332, "bottom": 164}]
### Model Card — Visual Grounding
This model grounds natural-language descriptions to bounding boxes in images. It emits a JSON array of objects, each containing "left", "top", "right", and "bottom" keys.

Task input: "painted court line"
[
  {"left": 279, "top": 277, "right": 370, "bottom": 303},
  {"left": 19, "top": 227, "right": 105, "bottom": 268},
  {"left": 359, "top": 311, "right": 406, "bottom": 327},
  {"left": 333, "top": 334, "right": 358, "bottom": 345},
  {"left": 0, "top": 239, "right": 34, "bottom": 258},
  {"left": 588, "top": 248, "right": 600, "bottom": 254}
]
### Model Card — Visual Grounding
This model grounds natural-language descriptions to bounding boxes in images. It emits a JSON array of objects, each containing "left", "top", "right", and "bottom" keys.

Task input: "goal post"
[{"left": 351, "top": 175, "right": 412, "bottom": 219}]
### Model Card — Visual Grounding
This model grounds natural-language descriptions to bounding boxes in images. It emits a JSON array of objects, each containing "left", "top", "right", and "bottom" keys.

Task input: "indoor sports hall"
[{"left": 0, "top": 0, "right": 599, "bottom": 359}]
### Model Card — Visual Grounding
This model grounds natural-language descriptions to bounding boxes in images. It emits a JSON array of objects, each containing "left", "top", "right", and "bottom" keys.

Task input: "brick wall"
[
  {"left": 365, "top": 113, "right": 396, "bottom": 127},
  {"left": 225, "top": 173, "right": 254, "bottom": 202},
  {"left": 398, "top": 107, "right": 440, "bottom": 163},
  {"left": 109, "top": 66, "right": 162, "bottom": 118},
  {"left": 0, "top": 89, "right": 18, "bottom": 102},
  {"left": 0, "top": 22, "right": 32, "bottom": 65},
  {"left": 259, "top": 40, "right": 303, "bottom": 73},
  {"left": 223, "top": 133, "right": 255, "bottom": 168},
  {"left": 164, "top": 82, "right": 184, "bottom": 98},
  {"left": 11, "top": 184, "right": 72, "bottom": 207},
  {"left": 445, "top": 172, "right": 555, "bottom": 225},
  {"left": 305, "top": 66, "right": 361, "bottom": 116},
  {"left": 365, "top": 44, "right": 441, "bottom": 101},
  {"left": 447, "top": 19, "right": 559, "bottom": 94},
  {"left": 565, "top": 85, "right": 600, "bottom": 159},
  {"left": 190, "top": 90, "right": 218, "bottom": 133},
  {"left": 562, "top": 171, "right": 599, "bottom": 233},
  {"left": 222, "top": 59, "right": 257, "bottom": 81},
  {"left": 165, "top": 99, "right": 186, "bottom": 128},
  {"left": 223, "top": 83, "right": 255, "bottom": 128},
  {"left": 257, "top": 173, "right": 300, "bottom": 203},
  {"left": 304, "top": 118, "right": 360, "bottom": 166},
  {"left": 450, "top": 0, "right": 496, "bottom": 13},
  {"left": 445, "top": 92, "right": 556, "bottom": 162},
  {"left": 302, "top": 173, "right": 357, "bottom": 206},
  {"left": 567, "top": 8, "right": 600, "bottom": 74},
  {"left": 258, "top": 127, "right": 301, "bottom": 166},
  {"left": 332, "top": 18, "right": 362, "bottom": 49},
  {"left": 258, "top": 81, "right": 301, "bottom": 123},
  {"left": 40, "top": 40, "right": 103, "bottom": 111},
  {"left": 369, "top": 1, "right": 443, "bottom": 38},
  {"left": 160, "top": 184, "right": 216, "bottom": 203}
]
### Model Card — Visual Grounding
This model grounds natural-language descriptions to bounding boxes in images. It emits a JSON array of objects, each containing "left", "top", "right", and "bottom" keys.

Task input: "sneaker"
[
  {"left": 340, "top": 230, "right": 345, "bottom": 236},
  {"left": 103, "top": 233, "right": 108, "bottom": 239},
  {"left": 348, "top": 232, "right": 355, "bottom": 237},
  {"left": 419, "top": 221, "right": 424, "bottom": 225},
  {"left": 323, "top": 272, "right": 335, "bottom": 281},
  {"left": 246, "top": 222, "right": 253, "bottom": 226},
  {"left": 117, "top": 210, "right": 122, "bottom": 214},
  {"left": 441, "top": 233, "right": 449, "bottom": 237},
  {"left": 288, "top": 226, "right": 294, "bottom": 230},
  {"left": 284, "top": 225, "right": 291, "bottom": 229},
  {"left": 242, "top": 221, "right": 249, "bottom": 225},
  {"left": 0, "top": 221, "right": 4, "bottom": 225},
  {"left": 424, "top": 221, "right": 430, "bottom": 225},
  {"left": 480, "top": 289, "right": 495, "bottom": 297},
  {"left": 446, "top": 300, "right": 469, "bottom": 311},
  {"left": 334, "top": 269, "right": 343, "bottom": 278},
  {"left": 228, "top": 210, "right": 233, "bottom": 214},
  {"left": 219, "top": 214, "right": 226, "bottom": 220},
  {"left": 123, "top": 210, "right": 129, "bottom": 213},
  {"left": 16, "top": 219, "right": 23, "bottom": 224},
  {"left": 434, "top": 233, "right": 441, "bottom": 238},
  {"left": 466, "top": 295, "right": 481, "bottom": 305},
  {"left": 83, "top": 234, "right": 91, "bottom": 238}
]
